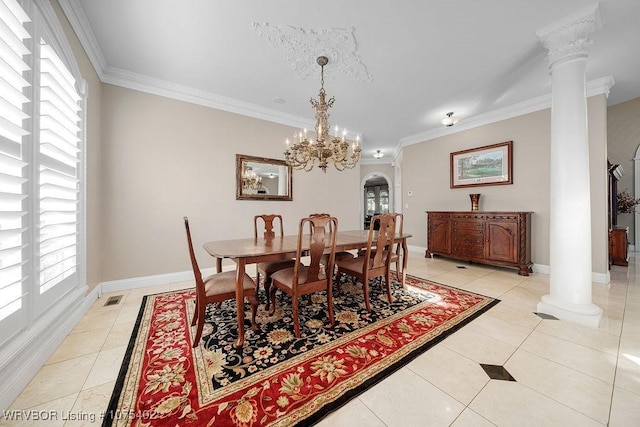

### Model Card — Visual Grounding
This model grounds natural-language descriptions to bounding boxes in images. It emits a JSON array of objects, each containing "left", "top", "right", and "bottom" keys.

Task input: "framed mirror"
[{"left": 236, "top": 154, "right": 293, "bottom": 201}]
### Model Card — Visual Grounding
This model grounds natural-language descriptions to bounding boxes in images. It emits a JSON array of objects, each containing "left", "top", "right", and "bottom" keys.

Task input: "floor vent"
[
  {"left": 480, "top": 364, "right": 516, "bottom": 381},
  {"left": 104, "top": 295, "right": 123, "bottom": 307},
  {"left": 534, "top": 312, "right": 558, "bottom": 320}
]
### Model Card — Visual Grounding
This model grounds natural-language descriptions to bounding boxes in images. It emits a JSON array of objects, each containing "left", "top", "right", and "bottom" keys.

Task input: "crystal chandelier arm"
[{"left": 284, "top": 55, "right": 361, "bottom": 173}]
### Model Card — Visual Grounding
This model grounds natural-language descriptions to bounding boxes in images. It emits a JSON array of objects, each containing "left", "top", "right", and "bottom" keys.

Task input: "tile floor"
[{"left": 2, "top": 252, "right": 640, "bottom": 426}]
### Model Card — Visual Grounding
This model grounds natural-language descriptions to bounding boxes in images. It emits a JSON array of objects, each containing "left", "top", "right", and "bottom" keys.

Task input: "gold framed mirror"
[{"left": 236, "top": 154, "right": 292, "bottom": 201}]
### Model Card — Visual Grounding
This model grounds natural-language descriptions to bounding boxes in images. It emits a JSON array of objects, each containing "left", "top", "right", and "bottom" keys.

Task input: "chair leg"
[
  {"left": 362, "top": 274, "right": 371, "bottom": 312},
  {"left": 191, "top": 298, "right": 198, "bottom": 326},
  {"left": 326, "top": 282, "right": 335, "bottom": 327},
  {"left": 395, "top": 257, "right": 401, "bottom": 281},
  {"left": 264, "top": 276, "right": 272, "bottom": 310},
  {"left": 292, "top": 295, "right": 301, "bottom": 338},
  {"left": 268, "top": 285, "right": 278, "bottom": 316},
  {"left": 385, "top": 269, "right": 393, "bottom": 304},
  {"left": 248, "top": 293, "right": 259, "bottom": 332},
  {"left": 192, "top": 301, "right": 207, "bottom": 348}
]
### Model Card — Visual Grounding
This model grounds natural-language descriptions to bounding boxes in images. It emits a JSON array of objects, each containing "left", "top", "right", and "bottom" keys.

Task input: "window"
[
  {"left": 366, "top": 190, "right": 376, "bottom": 216},
  {"left": 379, "top": 189, "right": 389, "bottom": 213},
  {"left": 0, "top": 0, "right": 85, "bottom": 346},
  {"left": 364, "top": 185, "right": 389, "bottom": 217}
]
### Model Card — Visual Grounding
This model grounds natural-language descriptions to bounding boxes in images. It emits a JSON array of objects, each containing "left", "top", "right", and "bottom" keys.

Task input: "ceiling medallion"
[
  {"left": 253, "top": 22, "right": 372, "bottom": 82},
  {"left": 284, "top": 56, "right": 361, "bottom": 173}
]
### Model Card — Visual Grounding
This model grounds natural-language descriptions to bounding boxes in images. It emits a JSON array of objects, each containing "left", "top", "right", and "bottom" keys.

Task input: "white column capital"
[{"left": 537, "top": 3, "right": 602, "bottom": 66}]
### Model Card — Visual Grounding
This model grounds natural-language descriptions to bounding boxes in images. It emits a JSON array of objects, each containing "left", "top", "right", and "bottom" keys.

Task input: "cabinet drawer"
[
  {"left": 452, "top": 221, "right": 484, "bottom": 231},
  {"left": 453, "top": 234, "right": 484, "bottom": 245},
  {"left": 429, "top": 213, "right": 450, "bottom": 220}
]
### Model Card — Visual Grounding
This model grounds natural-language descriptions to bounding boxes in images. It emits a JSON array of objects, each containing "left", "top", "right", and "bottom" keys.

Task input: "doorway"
[{"left": 361, "top": 173, "right": 393, "bottom": 229}]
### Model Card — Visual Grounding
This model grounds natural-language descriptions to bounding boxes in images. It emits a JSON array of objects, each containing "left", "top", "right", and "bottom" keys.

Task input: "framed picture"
[{"left": 450, "top": 141, "right": 513, "bottom": 188}]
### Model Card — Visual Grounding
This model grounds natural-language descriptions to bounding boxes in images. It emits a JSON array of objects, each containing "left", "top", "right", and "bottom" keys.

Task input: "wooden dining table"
[{"left": 203, "top": 230, "right": 412, "bottom": 348}]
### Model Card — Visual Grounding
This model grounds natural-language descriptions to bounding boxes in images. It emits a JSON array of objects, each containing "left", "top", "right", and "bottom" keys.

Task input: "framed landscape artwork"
[{"left": 450, "top": 141, "right": 513, "bottom": 188}]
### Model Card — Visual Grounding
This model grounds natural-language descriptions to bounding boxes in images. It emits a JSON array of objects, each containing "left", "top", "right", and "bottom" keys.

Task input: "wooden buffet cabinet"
[
  {"left": 610, "top": 226, "right": 629, "bottom": 266},
  {"left": 426, "top": 211, "right": 533, "bottom": 276}
]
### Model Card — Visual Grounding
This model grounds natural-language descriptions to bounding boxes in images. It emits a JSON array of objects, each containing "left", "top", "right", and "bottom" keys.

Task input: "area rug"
[{"left": 104, "top": 274, "right": 498, "bottom": 426}]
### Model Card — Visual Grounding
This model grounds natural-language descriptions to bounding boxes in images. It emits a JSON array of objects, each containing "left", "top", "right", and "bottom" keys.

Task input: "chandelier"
[
  {"left": 242, "top": 165, "right": 262, "bottom": 190},
  {"left": 284, "top": 56, "right": 362, "bottom": 173}
]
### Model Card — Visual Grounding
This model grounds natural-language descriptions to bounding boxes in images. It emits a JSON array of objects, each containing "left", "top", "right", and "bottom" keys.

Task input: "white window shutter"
[
  {"left": 38, "top": 40, "right": 81, "bottom": 294},
  {"left": 0, "top": 0, "right": 30, "bottom": 337}
]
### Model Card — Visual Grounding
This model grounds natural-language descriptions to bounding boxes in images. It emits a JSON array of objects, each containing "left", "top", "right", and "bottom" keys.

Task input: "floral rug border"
[{"left": 103, "top": 275, "right": 499, "bottom": 426}]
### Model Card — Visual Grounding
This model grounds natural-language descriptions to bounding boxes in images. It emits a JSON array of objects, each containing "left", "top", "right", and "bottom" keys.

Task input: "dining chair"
[
  {"left": 309, "top": 213, "right": 354, "bottom": 264},
  {"left": 184, "top": 217, "right": 258, "bottom": 348},
  {"left": 336, "top": 213, "right": 396, "bottom": 311},
  {"left": 254, "top": 214, "right": 296, "bottom": 310},
  {"left": 269, "top": 215, "right": 338, "bottom": 338},
  {"left": 358, "top": 213, "right": 404, "bottom": 281}
]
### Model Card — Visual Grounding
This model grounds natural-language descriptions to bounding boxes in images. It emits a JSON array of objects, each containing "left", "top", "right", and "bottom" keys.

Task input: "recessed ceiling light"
[{"left": 272, "top": 97, "right": 286, "bottom": 104}]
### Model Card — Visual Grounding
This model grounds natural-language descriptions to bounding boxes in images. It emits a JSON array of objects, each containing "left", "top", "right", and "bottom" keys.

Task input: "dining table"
[{"left": 203, "top": 230, "right": 412, "bottom": 348}]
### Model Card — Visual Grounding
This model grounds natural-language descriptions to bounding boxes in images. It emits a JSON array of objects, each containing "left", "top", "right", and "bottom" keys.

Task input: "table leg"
[
  {"left": 401, "top": 238, "right": 409, "bottom": 289},
  {"left": 234, "top": 258, "right": 246, "bottom": 349}
]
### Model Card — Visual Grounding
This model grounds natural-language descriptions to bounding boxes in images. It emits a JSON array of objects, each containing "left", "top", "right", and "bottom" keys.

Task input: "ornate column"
[{"left": 536, "top": 5, "right": 602, "bottom": 327}]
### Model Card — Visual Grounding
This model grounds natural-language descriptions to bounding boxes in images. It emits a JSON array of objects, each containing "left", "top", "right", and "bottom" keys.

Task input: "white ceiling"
[{"left": 60, "top": 0, "right": 640, "bottom": 163}]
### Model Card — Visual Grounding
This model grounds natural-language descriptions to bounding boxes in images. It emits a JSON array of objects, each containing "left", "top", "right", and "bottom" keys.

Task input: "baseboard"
[
  {"left": 100, "top": 270, "right": 197, "bottom": 294},
  {"left": 407, "top": 245, "right": 427, "bottom": 254},
  {"left": 411, "top": 248, "right": 609, "bottom": 284},
  {"left": 99, "top": 266, "right": 236, "bottom": 294},
  {"left": 0, "top": 285, "right": 99, "bottom": 411}
]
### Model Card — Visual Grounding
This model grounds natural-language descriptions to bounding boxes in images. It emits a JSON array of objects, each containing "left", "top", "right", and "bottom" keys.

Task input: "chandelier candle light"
[
  {"left": 242, "top": 165, "right": 262, "bottom": 191},
  {"left": 284, "top": 56, "right": 362, "bottom": 172}
]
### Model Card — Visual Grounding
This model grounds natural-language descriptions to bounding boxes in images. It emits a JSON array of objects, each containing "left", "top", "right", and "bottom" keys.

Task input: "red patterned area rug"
[{"left": 104, "top": 274, "right": 498, "bottom": 426}]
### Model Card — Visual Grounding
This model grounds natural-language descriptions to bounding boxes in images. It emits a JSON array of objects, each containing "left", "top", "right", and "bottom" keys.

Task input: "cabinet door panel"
[
  {"left": 486, "top": 221, "right": 518, "bottom": 263},
  {"left": 429, "top": 219, "right": 451, "bottom": 253}
]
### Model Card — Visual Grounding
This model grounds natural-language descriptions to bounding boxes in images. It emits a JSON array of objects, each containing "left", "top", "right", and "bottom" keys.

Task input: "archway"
[{"left": 360, "top": 172, "right": 393, "bottom": 230}]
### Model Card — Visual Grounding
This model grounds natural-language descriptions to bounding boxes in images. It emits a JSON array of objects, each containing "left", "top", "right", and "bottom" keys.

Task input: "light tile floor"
[{"left": 2, "top": 252, "right": 640, "bottom": 426}]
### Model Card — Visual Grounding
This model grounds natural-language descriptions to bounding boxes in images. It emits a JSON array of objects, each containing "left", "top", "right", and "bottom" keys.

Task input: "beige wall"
[
  {"left": 100, "top": 85, "right": 361, "bottom": 281},
  {"left": 54, "top": 0, "right": 615, "bottom": 284},
  {"left": 607, "top": 97, "right": 640, "bottom": 244},
  {"left": 361, "top": 163, "right": 394, "bottom": 187},
  {"left": 53, "top": 1, "right": 103, "bottom": 291},
  {"left": 400, "top": 95, "right": 609, "bottom": 275}
]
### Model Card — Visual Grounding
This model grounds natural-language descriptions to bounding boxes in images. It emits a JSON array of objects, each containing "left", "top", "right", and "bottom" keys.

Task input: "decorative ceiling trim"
[
  {"left": 102, "top": 65, "right": 316, "bottom": 129},
  {"left": 537, "top": 3, "right": 602, "bottom": 67},
  {"left": 397, "top": 76, "right": 615, "bottom": 153},
  {"left": 57, "top": 2, "right": 614, "bottom": 166},
  {"left": 252, "top": 22, "right": 372, "bottom": 82},
  {"left": 58, "top": 0, "right": 107, "bottom": 81}
]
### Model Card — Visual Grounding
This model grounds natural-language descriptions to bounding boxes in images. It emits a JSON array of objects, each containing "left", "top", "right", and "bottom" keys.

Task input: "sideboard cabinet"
[{"left": 426, "top": 211, "right": 533, "bottom": 275}]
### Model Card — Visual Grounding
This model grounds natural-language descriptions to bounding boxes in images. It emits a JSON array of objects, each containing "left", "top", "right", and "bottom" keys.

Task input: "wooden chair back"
[
  {"left": 390, "top": 212, "right": 403, "bottom": 251},
  {"left": 183, "top": 217, "right": 208, "bottom": 304},
  {"left": 254, "top": 214, "right": 285, "bottom": 239},
  {"left": 363, "top": 213, "right": 396, "bottom": 273},
  {"left": 292, "top": 215, "right": 338, "bottom": 290},
  {"left": 307, "top": 212, "right": 336, "bottom": 233}
]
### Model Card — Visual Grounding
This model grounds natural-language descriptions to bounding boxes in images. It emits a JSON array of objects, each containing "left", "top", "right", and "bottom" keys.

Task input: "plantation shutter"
[
  {"left": 37, "top": 40, "right": 81, "bottom": 297},
  {"left": 0, "top": 0, "right": 31, "bottom": 342}
]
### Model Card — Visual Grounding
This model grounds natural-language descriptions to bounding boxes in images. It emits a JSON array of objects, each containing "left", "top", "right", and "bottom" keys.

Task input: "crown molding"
[
  {"left": 57, "top": 0, "right": 107, "bottom": 81},
  {"left": 398, "top": 76, "right": 614, "bottom": 150},
  {"left": 104, "top": 65, "right": 320, "bottom": 128},
  {"left": 360, "top": 158, "right": 392, "bottom": 166},
  {"left": 59, "top": 2, "right": 614, "bottom": 162}
]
